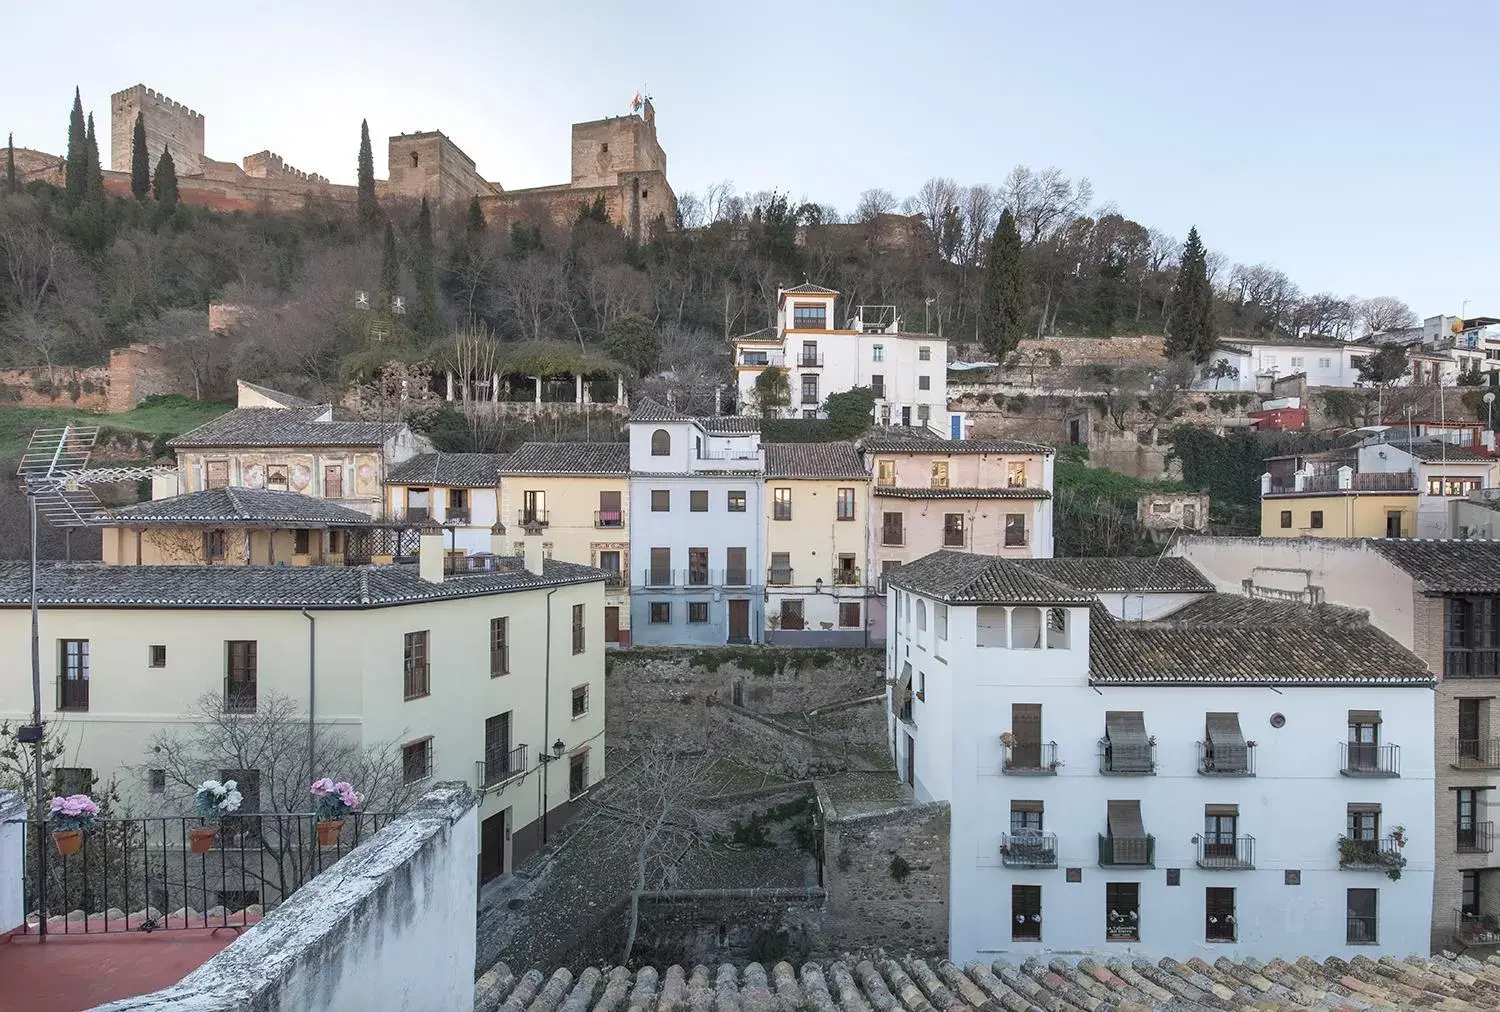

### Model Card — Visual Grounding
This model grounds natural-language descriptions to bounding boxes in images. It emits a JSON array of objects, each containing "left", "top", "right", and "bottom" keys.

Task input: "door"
[
  {"left": 598, "top": 490, "right": 622, "bottom": 528},
  {"left": 904, "top": 732, "right": 915, "bottom": 786},
  {"left": 406, "top": 487, "right": 429, "bottom": 521},
  {"left": 604, "top": 606, "right": 620, "bottom": 644},
  {"left": 523, "top": 490, "right": 546, "bottom": 525},
  {"left": 1460, "top": 699, "right": 1482, "bottom": 762},
  {"left": 901, "top": 406, "right": 911, "bottom": 427},
  {"left": 728, "top": 599, "right": 750, "bottom": 642},
  {"left": 1386, "top": 510, "right": 1402, "bottom": 537},
  {"left": 479, "top": 808, "right": 509, "bottom": 884}
]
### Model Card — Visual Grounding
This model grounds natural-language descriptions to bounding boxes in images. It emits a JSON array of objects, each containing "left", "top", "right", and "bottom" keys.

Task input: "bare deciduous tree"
[
  {"left": 1000, "top": 165, "right": 1093, "bottom": 245},
  {"left": 1356, "top": 295, "right": 1417, "bottom": 335},
  {"left": 854, "top": 188, "right": 898, "bottom": 222}
]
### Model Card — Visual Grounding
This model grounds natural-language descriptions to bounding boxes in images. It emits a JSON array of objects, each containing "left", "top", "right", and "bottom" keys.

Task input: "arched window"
[
  {"left": 916, "top": 599, "right": 927, "bottom": 631},
  {"left": 650, "top": 429, "right": 671, "bottom": 456}
]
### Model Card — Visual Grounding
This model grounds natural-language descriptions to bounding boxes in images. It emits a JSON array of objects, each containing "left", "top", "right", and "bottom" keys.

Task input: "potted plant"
[
  {"left": 190, "top": 779, "right": 243, "bottom": 853},
  {"left": 48, "top": 794, "right": 99, "bottom": 855},
  {"left": 311, "top": 778, "right": 361, "bottom": 846}
]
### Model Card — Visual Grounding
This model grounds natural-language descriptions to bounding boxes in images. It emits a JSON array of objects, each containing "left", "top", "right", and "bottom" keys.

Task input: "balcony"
[
  {"left": 1196, "top": 834, "right": 1255, "bottom": 870},
  {"left": 1002, "top": 740, "right": 1059, "bottom": 775},
  {"left": 446, "top": 507, "right": 471, "bottom": 524},
  {"left": 404, "top": 506, "right": 430, "bottom": 522},
  {"left": 644, "top": 568, "right": 675, "bottom": 587},
  {"left": 1098, "top": 834, "right": 1155, "bottom": 868},
  {"left": 1197, "top": 740, "right": 1256, "bottom": 776},
  {"left": 687, "top": 567, "right": 711, "bottom": 587},
  {"left": 56, "top": 677, "right": 88, "bottom": 712},
  {"left": 1338, "top": 835, "right": 1408, "bottom": 873},
  {"left": 800, "top": 394, "right": 820, "bottom": 405},
  {"left": 476, "top": 743, "right": 528, "bottom": 790},
  {"left": 832, "top": 566, "right": 861, "bottom": 586},
  {"left": 1453, "top": 738, "right": 1500, "bottom": 769},
  {"left": 1000, "top": 832, "right": 1058, "bottom": 869},
  {"left": 1098, "top": 739, "right": 1156, "bottom": 775},
  {"left": 797, "top": 352, "right": 825, "bottom": 368},
  {"left": 724, "top": 568, "right": 750, "bottom": 587},
  {"left": 595, "top": 509, "right": 625, "bottom": 529},
  {"left": 602, "top": 570, "right": 625, "bottom": 588},
  {"left": 1459, "top": 822, "right": 1495, "bottom": 854},
  {"left": 223, "top": 687, "right": 257, "bottom": 714},
  {"left": 518, "top": 509, "right": 550, "bottom": 527},
  {"left": 1340, "top": 742, "right": 1400, "bottom": 777},
  {"left": 881, "top": 529, "right": 904, "bottom": 547},
  {"left": 870, "top": 384, "right": 885, "bottom": 400},
  {"left": 768, "top": 567, "right": 794, "bottom": 586}
]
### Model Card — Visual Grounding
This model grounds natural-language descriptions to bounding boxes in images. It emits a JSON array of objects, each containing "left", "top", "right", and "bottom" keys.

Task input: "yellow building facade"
[{"left": 1259, "top": 492, "right": 1418, "bottom": 538}]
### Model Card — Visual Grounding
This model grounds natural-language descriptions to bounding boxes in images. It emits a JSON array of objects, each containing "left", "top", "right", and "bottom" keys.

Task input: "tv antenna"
[{"left": 16, "top": 425, "right": 176, "bottom": 940}]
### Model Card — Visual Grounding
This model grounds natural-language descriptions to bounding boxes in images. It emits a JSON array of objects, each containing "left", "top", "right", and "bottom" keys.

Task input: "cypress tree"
[
  {"left": 356, "top": 119, "right": 379, "bottom": 228},
  {"left": 413, "top": 197, "right": 439, "bottom": 334},
  {"left": 467, "top": 195, "right": 485, "bottom": 234},
  {"left": 4, "top": 133, "right": 16, "bottom": 195},
  {"left": 65, "top": 87, "right": 86, "bottom": 205},
  {"left": 1166, "top": 226, "right": 1217, "bottom": 363},
  {"left": 379, "top": 219, "right": 400, "bottom": 305},
  {"left": 979, "top": 208, "right": 1029, "bottom": 359},
  {"left": 152, "top": 146, "right": 179, "bottom": 208},
  {"left": 83, "top": 113, "right": 103, "bottom": 200},
  {"left": 130, "top": 112, "right": 150, "bottom": 200}
]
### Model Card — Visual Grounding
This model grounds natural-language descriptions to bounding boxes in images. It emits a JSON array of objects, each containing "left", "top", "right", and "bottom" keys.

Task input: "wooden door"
[
  {"left": 604, "top": 606, "right": 620, "bottom": 644},
  {"left": 728, "top": 599, "right": 749, "bottom": 642},
  {"left": 904, "top": 733, "right": 915, "bottom": 785},
  {"left": 480, "top": 809, "right": 508, "bottom": 884}
]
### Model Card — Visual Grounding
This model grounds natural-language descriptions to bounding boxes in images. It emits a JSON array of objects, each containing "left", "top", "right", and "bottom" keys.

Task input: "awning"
[
  {"left": 1205, "top": 712, "right": 1248, "bottom": 770},
  {"left": 1011, "top": 799, "right": 1043, "bottom": 813},
  {"left": 1105, "top": 711, "right": 1152, "bottom": 772},
  {"left": 1349, "top": 710, "right": 1382, "bottom": 725},
  {"left": 1347, "top": 802, "right": 1382, "bottom": 815},
  {"left": 1107, "top": 800, "right": 1145, "bottom": 838},
  {"left": 892, "top": 662, "right": 913, "bottom": 717},
  {"left": 1205, "top": 803, "right": 1239, "bottom": 817}
]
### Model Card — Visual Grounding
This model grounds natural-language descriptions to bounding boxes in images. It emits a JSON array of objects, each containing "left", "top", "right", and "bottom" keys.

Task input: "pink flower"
[{"left": 309, "top": 778, "right": 336, "bottom": 796}]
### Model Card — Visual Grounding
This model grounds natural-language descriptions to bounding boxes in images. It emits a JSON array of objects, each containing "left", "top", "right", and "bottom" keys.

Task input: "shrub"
[{"left": 888, "top": 854, "right": 911, "bottom": 883}]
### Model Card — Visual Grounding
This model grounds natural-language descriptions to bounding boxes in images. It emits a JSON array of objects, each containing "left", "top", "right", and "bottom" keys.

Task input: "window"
[
  {"left": 727, "top": 490, "right": 746, "bottom": 512},
  {"left": 1105, "top": 882, "right": 1140, "bottom": 941},
  {"left": 490, "top": 618, "right": 509, "bottom": 676},
  {"left": 324, "top": 464, "right": 343, "bottom": 499},
  {"left": 203, "top": 530, "right": 227, "bottom": 561},
  {"left": 882, "top": 512, "right": 904, "bottom": 546},
  {"left": 916, "top": 599, "right": 927, "bottom": 631},
  {"left": 800, "top": 375, "right": 819, "bottom": 405},
  {"left": 569, "top": 750, "right": 589, "bottom": 798},
  {"left": 572, "top": 603, "right": 585, "bottom": 654},
  {"left": 837, "top": 488, "right": 856, "bottom": 520},
  {"left": 572, "top": 684, "right": 589, "bottom": 718},
  {"left": 597, "top": 490, "right": 622, "bottom": 527},
  {"left": 149, "top": 644, "right": 167, "bottom": 668},
  {"left": 448, "top": 488, "right": 468, "bottom": 519},
  {"left": 872, "top": 344, "right": 885, "bottom": 362},
  {"left": 839, "top": 602, "right": 861, "bottom": 627},
  {"left": 519, "top": 490, "right": 548, "bottom": 525},
  {"left": 1204, "top": 804, "right": 1239, "bottom": 861},
  {"left": 935, "top": 604, "right": 948, "bottom": 641},
  {"left": 1004, "top": 514, "right": 1027, "bottom": 547},
  {"left": 649, "top": 547, "right": 671, "bottom": 585},
  {"left": 943, "top": 513, "right": 965, "bottom": 547},
  {"left": 650, "top": 429, "right": 671, "bottom": 456},
  {"left": 265, "top": 464, "right": 289, "bottom": 491},
  {"left": 726, "top": 547, "right": 747, "bottom": 585},
  {"left": 410, "top": 151, "right": 420, "bottom": 168},
  {"left": 1010, "top": 800, "right": 1043, "bottom": 835},
  {"left": 1348, "top": 710, "right": 1380, "bottom": 771},
  {"left": 650, "top": 602, "right": 672, "bottom": 624},
  {"left": 917, "top": 404, "right": 930, "bottom": 423},
  {"left": 780, "top": 599, "right": 805, "bottom": 630},
  {"left": 688, "top": 602, "right": 709, "bottom": 623},
  {"left": 773, "top": 488, "right": 792, "bottom": 520},
  {"left": 1310, "top": 510, "right": 1324, "bottom": 529},
  {"left": 1347, "top": 803, "right": 1380, "bottom": 841},
  {"left": 651, "top": 490, "right": 670, "bottom": 512},
  {"left": 1430, "top": 476, "right": 1484, "bottom": 497},
  {"left": 205, "top": 460, "right": 230, "bottom": 489},
  {"left": 403, "top": 631, "right": 430, "bottom": 700},
  {"left": 1319, "top": 357, "right": 1332, "bottom": 369},
  {"left": 1280, "top": 510, "right": 1292, "bottom": 529},
  {"left": 770, "top": 552, "right": 792, "bottom": 585},
  {"left": 688, "top": 547, "right": 708, "bottom": 586},
  {"left": 225, "top": 641, "right": 257, "bottom": 713},
  {"left": 931, "top": 461, "right": 949, "bottom": 488},
  {"left": 1347, "top": 887, "right": 1378, "bottom": 944},
  {"left": 1290, "top": 357, "right": 1304, "bottom": 369},
  {"left": 402, "top": 738, "right": 433, "bottom": 785},
  {"left": 918, "top": 346, "right": 932, "bottom": 362},
  {"left": 1205, "top": 887, "right": 1236, "bottom": 942},
  {"left": 1459, "top": 787, "right": 1484, "bottom": 851},
  {"left": 1446, "top": 598, "right": 1500, "bottom": 678},
  {"left": 1012, "top": 885, "right": 1042, "bottom": 942},
  {"left": 54, "top": 767, "right": 91, "bottom": 796},
  {"left": 876, "top": 460, "right": 895, "bottom": 487},
  {"left": 793, "top": 304, "right": 826, "bottom": 330},
  {"left": 148, "top": 769, "right": 166, "bottom": 794},
  {"left": 871, "top": 374, "right": 885, "bottom": 399},
  {"left": 918, "top": 375, "right": 931, "bottom": 391},
  {"left": 800, "top": 341, "right": 820, "bottom": 366},
  {"left": 293, "top": 528, "right": 311, "bottom": 555},
  {"left": 58, "top": 639, "right": 89, "bottom": 711},
  {"left": 406, "top": 487, "right": 431, "bottom": 520},
  {"left": 689, "top": 490, "right": 708, "bottom": 512}
]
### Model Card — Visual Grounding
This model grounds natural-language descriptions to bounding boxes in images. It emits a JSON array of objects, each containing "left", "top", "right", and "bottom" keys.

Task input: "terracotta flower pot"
[
  {"left": 53, "top": 830, "right": 83, "bottom": 856},
  {"left": 189, "top": 826, "right": 218, "bottom": 854},
  {"left": 316, "top": 819, "right": 344, "bottom": 846}
]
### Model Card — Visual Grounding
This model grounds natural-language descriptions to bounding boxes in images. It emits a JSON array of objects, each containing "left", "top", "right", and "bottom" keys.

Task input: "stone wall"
[
  {"left": 111, "top": 84, "right": 205, "bottom": 176},
  {"left": 97, "top": 782, "right": 479, "bottom": 1012},
  {"left": 0, "top": 365, "right": 111, "bottom": 410}
]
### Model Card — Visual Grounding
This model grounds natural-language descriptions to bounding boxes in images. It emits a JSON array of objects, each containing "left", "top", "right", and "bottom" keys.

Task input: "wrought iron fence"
[
  {"left": 1337, "top": 834, "right": 1405, "bottom": 870},
  {"left": 1340, "top": 742, "right": 1401, "bottom": 777},
  {"left": 1196, "top": 833, "right": 1255, "bottom": 869},
  {"left": 1002, "top": 741, "right": 1059, "bottom": 774},
  {"left": 1098, "top": 834, "right": 1154, "bottom": 867},
  {"left": 1197, "top": 740, "right": 1256, "bottom": 776},
  {"left": 1000, "top": 832, "right": 1057, "bottom": 868},
  {"left": 1459, "top": 821, "right": 1495, "bottom": 854},
  {"left": 1453, "top": 738, "right": 1500, "bottom": 767},
  {"left": 477, "top": 744, "right": 529, "bottom": 790}
]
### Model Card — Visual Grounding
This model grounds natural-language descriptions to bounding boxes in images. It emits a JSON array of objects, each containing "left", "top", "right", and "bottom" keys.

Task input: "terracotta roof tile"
[
  {"left": 860, "top": 434, "right": 1055, "bottom": 455},
  {"left": 105, "top": 488, "right": 371, "bottom": 526},
  {"left": 167, "top": 408, "right": 401, "bottom": 448},
  {"left": 698, "top": 416, "right": 761, "bottom": 434},
  {"left": 501, "top": 442, "right": 629, "bottom": 475},
  {"left": 386, "top": 453, "right": 509, "bottom": 487},
  {"left": 781, "top": 282, "right": 839, "bottom": 295},
  {"left": 1370, "top": 538, "right": 1500, "bottom": 593},
  {"left": 628, "top": 398, "right": 693, "bottom": 423},
  {"left": 1017, "top": 557, "right": 1213, "bottom": 593},
  {"left": 763, "top": 443, "right": 866, "bottom": 479},
  {"left": 887, "top": 550, "right": 1095, "bottom": 604},
  {"left": 873, "top": 486, "right": 1051, "bottom": 500}
]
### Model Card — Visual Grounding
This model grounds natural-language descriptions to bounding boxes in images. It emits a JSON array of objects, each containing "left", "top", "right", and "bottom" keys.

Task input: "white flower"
[
  {"left": 200, "top": 780, "right": 222, "bottom": 793},
  {"left": 1015, "top": 914, "right": 1025, "bottom": 923},
  {"left": 223, "top": 780, "right": 237, "bottom": 792},
  {"left": 221, "top": 790, "right": 242, "bottom": 813}
]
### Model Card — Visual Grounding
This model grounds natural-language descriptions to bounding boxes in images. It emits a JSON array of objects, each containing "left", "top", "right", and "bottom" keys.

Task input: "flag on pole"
[{"left": 631, "top": 92, "right": 643, "bottom": 113}]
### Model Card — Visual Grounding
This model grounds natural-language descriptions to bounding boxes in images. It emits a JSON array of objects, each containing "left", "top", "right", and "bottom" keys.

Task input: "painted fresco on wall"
[{"left": 355, "top": 455, "right": 379, "bottom": 498}]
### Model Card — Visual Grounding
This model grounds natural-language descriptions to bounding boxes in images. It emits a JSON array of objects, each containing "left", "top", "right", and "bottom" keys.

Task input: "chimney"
[
  {"left": 418, "top": 522, "right": 445, "bottom": 583},
  {"left": 490, "top": 521, "right": 508, "bottom": 557},
  {"left": 522, "top": 520, "right": 545, "bottom": 576}
]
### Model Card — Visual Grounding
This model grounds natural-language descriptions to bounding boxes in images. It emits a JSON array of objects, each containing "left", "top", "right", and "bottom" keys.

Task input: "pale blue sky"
[{"left": 5, "top": 0, "right": 1492, "bottom": 318}]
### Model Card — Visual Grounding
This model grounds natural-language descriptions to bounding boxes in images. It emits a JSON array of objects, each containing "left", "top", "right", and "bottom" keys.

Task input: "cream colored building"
[
  {"left": 762, "top": 443, "right": 872, "bottom": 645},
  {"left": 384, "top": 452, "right": 508, "bottom": 554},
  {"left": 0, "top": 532, "right": 604, "bottom": 882},
  {"left": 499, "top": 443, "right": 631, "bottom": 646}
]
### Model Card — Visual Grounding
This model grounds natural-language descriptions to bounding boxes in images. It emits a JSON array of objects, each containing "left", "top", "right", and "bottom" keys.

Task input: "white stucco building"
[
  {"left": 1356, "top": 439, "right": 1498, "bottom": 538},
  {"left": 1195, "top": 336, "right": 1359, "bottom": 392},
  {"left": 887, "top": 550, "right": 1436, "bottom": 963},
  {"left": 731, "top": 284, "right": 960, "bottom": 436},
  {"left": 384, "top": 453, "right": 507, "bottom": 553}
]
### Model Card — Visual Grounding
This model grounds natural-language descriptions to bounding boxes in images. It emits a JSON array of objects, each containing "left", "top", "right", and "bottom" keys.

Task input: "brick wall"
[
  {"left": 107, "top": 343, "right": 183, "bottom": 411},
  {"left": 0, "top": 366, "right": 111, "bottom": 410}
]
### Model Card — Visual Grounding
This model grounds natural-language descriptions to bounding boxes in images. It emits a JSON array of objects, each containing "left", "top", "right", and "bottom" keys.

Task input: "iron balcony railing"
[
  {"left": 724, "top": 568, "right": 750, "bottom": 587},
  {"left": 1338, "top": 835, "right": 1407, "bottom": 871},
  {"left": 1445, "top": 651, "right": 1500, "bottom": 679},
  {"left": 1098, "top": 739, "right": 1157, "bottom": 775},
  {"left": 1002, "top": 741, "right": 1059, "bottom": 775},
  {"left": 446, "top": 508, "right": 471, "bottom": 524},
  {"left": 1098, "top": 834, "right": 1155, "bottom": 867},
  {"left": 594, "top": 509, "right": 625, "bottom": 529},
  {"left": 881, "top": 528, "right": 904, "bottom": 546},
  {"left": 1197, "top": 740, "right": 1256, "bottom": 776},
  {"left": 518, "top": 509, "right": 550, "bottom": 527},
  {"left": 477, "top": 744, "right": 528, "bottom": 790},
  {"left": 1340, "top": 742, "right": 1401, "bottom": 777},
  {"left": 644, "top": 568, "right": 675, "bottom": 587},
  {"left": 768, "top": 568, "right": 794, "bottom": 586},
  {"left": 1453, "top": 738, "right": 1500, "bottom": 768},
  {"left": 797, "top": 353, "right": 825, "bottom": 368},
  {"left": 56, "top": 677, "right": 88, "bottom": 712},
  {"left": 403, "top": 506, "right": 430, "bottom": 522},
  {"left": 1347, "top": 914, "right": 1378, "bottom": 944},
  {"left": 1000, "top": 832, "right": 1057, "bottom": 868},
  {"left": 20, "top": 813, "right": 390, "bottom": 936},
  {"left": 602, "top": 571, "right": 625, "bottom": 588},
  {"left": 223, "top": 685, "right": 256, "bottom": 714},
  {"left": 832, "top": 567, "right": 861, "bottom": 586},
  {"left": 1197, "top": 833, "right": 1255, "bottom": 870},
  {"left": 1459, "top": 821, "right": 1495, "bottom": 854}
]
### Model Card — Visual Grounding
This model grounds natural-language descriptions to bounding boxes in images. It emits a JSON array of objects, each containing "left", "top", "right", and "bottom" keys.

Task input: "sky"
[{"left": 4, "top": 0, "right": 1495, "bottom": 319}]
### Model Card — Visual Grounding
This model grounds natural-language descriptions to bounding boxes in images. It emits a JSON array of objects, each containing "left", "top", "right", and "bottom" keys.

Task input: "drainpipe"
[
  {"left": 540, "top": 588, "right": 558, "bottom": 846},
  {"left": 301, "top": 610, "right": 316, "bottom": 782}
]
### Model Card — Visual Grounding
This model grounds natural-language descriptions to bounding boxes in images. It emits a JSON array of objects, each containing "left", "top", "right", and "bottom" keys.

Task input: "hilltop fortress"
[{"left": 16, "top": 83, "right": 677, "bottom": 240}]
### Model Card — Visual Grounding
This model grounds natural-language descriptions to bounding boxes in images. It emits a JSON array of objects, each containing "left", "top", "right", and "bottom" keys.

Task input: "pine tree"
[
  {"left": 413, "top": 197, "right": 439, "bottom": 335},
  {"left": 130, "top": 112, "right": 150, "bottom": 200},
  {"left": 379, "top": 219, "right": 401, "bottom": 305},
  {"left": 467, "top": 196, "right": 485, "bottom": 234},
  {"left": 65, "top": 87, "right": 86, "bottom": 205},
  {"left": 152, "top": 146, "right": 179, "bottom": 209},
  {"left": 1166, "top": 227, "right": 1217, "bottom": 363},
  {"left": 83, "top": 113, "right": 104, "bottom": 200},
  {"left": 979, "top": 208, "right": 1029, "bottom": 360},
  {"left": 4, "top": 133, "right": 16, "bottom": 195},
  {"left": 356, "top": 119, "right": 379, "bottom": 228}
]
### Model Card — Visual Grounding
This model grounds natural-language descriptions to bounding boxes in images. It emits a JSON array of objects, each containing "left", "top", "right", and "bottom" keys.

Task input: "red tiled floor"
[{"left": 0, "top": 928, "right": 244, "bottom": 1011}]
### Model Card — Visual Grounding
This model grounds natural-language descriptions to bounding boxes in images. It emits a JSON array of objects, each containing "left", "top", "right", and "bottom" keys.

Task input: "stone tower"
[{"left": 111, "top": 84, "right": 205, "bottom": 177}]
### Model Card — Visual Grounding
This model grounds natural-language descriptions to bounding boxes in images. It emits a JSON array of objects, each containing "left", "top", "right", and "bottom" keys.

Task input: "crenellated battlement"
[
  {"left": 242, "top": 150, "right": 330, "bottom": 184},
  {"left": 111, "top": 84, "right": 203, "bottom": 123}
]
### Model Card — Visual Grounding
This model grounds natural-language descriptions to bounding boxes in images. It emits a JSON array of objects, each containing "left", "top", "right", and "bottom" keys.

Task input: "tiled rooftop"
[
  {"left": 103, "top": 488, "right": 371, "bottom": 526},
  {"left": 764, "top": 443, "right": 866, "bottom": 479},
  {"left": 887, "top": 551, "right": 1095, "bottom": 605},
  {"left": 0, "top": 930, "right": 242, "bottom": 1011},
  {"left": 628, "top": 397, "right": 693, "bottom": 423},
  {"left": 386, "top": 452, "right": 509, "bottom": 487},
  {"left": 873, "top": 486, "right": 1052, "bottom": 499},
  {"left": 781, "top": 282, "right": 839, "bottom": 295},
  {"left": 1378, "top": 438, "right": 1495, "bottom": 462},
  {"left": 1018, "top": 557, "right": 1213, "bottom": 593},
  {"left": 698, "top": 416, "right": 761, "bottom": 434},
  {"left": 860, "top": 434, "right": 1055, "bottom": 455},
  {"left": 237, "top": 379, "right": 315, "bottom": 408},
  {"left": 1370, "top": 538, "right": 1500, "bottom": 593},
  {"left": 502, "top": 442, "right": 630, "bottom": 475},
  {"left": 1160, "top": 592, "right": 1368, "bottom": 628},
  {"left": 476, "top": 951, "right": 1500, "bottom": 1012},
  {"left": 167, "top": 407, "right": 402, "bottom": 448}
]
